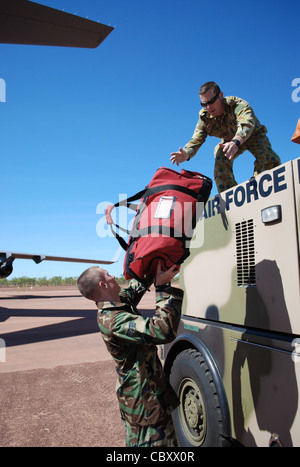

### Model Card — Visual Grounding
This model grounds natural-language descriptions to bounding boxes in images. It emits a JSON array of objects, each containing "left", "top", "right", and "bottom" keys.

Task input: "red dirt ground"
[{"left": 0, "top": 286, "right": 156, "bottom": 447}]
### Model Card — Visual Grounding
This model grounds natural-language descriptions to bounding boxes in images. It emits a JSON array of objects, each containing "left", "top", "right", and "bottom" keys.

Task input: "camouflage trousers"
[
  {"left": 122, "top": 415, "right": 177, "bottom": 447},
  {"left": 214, "top": 131, "right": 281, "bottom": 193}
]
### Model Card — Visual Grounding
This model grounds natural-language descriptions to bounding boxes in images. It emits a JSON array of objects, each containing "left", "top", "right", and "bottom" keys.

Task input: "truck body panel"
[
  {"left": 180, "top": 160, "right": 300, "bottom": 335},
  {"left": 164, "top": 158, "right": 300, "bottom": 447}
]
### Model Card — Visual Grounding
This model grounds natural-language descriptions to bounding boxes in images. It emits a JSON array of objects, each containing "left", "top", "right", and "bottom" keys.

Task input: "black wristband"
[
  {"left": 232, "top": 139, "right": 241, "bottom": 147},
  {"left": 155, "top": 283, "right": 171, "bottom": 293}
]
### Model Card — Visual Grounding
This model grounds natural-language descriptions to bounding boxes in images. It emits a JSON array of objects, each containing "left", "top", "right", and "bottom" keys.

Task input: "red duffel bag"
[{"left": 106, "top": 167, "right": 212, "bottom": 285}]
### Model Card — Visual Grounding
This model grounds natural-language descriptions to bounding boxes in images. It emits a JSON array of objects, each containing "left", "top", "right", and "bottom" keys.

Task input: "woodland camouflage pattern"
[
  {"left": 184, "top": 96, "right": 281, "bottom": 192},
  {"left": 97, "top": 279, "right": 183, "bottom": 447}
]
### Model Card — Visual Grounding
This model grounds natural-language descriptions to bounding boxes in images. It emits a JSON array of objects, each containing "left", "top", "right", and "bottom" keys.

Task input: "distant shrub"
[{"left": 0, "top": 275, "right": 128, "bottom": 287}]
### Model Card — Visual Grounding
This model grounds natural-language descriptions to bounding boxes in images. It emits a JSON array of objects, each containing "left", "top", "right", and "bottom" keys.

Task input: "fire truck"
[{"left": 161, "top": 156, "right": 300, "bottom": 447}]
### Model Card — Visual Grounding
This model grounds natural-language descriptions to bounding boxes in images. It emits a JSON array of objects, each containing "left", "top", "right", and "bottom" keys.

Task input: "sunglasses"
[{"left": 201, "top": 91, "right": 220, "bottom": 107}]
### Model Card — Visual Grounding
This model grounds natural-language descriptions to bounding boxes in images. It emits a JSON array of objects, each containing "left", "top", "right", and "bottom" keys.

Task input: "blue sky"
[{"left": 1, "top": 0, "right": 300, "bottom": 279}]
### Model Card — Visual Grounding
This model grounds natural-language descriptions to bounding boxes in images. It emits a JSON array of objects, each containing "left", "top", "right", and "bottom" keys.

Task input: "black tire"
[{"left": 170, "top": 348, "right": 229, "bottom": 447}]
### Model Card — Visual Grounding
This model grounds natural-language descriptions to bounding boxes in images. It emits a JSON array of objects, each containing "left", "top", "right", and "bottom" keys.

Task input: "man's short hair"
[
  {"left": 77, "top": 266, "right": 103, "bottom": 299},
  {"left": 199, "top": 81, "right": 221, "bottom": 96}
]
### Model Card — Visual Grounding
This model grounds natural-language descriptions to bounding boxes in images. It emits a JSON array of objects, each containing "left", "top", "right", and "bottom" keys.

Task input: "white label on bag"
[{"left": 153, "top": 196, "right": 176, "bottom": 219}]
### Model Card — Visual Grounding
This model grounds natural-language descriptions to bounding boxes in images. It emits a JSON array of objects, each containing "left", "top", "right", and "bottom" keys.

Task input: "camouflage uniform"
[
  {"left": 183, "top": 96, "right": 281, "bottom": 193},
  {"left": 97, "top": 279, "right": 183, "bottom": 447}
]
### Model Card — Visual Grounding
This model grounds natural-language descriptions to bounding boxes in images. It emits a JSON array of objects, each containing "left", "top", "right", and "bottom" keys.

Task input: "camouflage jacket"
[
  {"left": 184, "top": 96, "right": 267, "bottom": 159},
  {"left": 97, "top": 280, "right": 183, "bottom": 426}
]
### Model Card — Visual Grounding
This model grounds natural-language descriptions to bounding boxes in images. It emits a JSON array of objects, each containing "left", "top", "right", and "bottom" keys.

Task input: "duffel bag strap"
[
  {"left": 105, "top": 188, "right": 148, "bottom": 251},
  {"left": 105, "top": 205, "right": 130, "bottom": 251}
]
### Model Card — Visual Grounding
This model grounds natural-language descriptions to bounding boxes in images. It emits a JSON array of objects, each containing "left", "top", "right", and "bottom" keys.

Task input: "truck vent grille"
[{"left": 235, "top": 219, "right": 256, "bottom": 286}]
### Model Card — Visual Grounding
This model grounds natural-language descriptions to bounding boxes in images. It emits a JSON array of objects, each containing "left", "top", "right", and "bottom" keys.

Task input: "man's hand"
[
  {"left": 105, "top": 205, "right": 114, "bottom": 224},
  {"left": 170, "top": 148, "right": 188, "bottom": 166},
  {"left": 155, "top": 262, "right": 179, "bottom": 286},
  {"left": 219, "top": 141, "right": 239, "bottom": 160}
]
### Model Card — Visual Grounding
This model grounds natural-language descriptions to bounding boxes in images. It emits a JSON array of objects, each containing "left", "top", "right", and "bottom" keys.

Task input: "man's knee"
[
  {"left": 254, "top": 158, "right": 281, "bottom": 176},
  {"left": 251, "top": 146, "right": 281, "bottom": 176},
  {"left": 247, "top": 136, "right": 281, "bottom": 175},
  {"left": 214, "top": 149, "right": 237, "bottom": 193}
]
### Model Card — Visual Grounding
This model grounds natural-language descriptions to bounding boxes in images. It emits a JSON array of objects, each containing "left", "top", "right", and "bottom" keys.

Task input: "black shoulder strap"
[
  {"left": 108, "top": 188, "right": 148, "bottom": 251},
  {"left": 113, "top": 188, "right": 148, "bottom": 209}
]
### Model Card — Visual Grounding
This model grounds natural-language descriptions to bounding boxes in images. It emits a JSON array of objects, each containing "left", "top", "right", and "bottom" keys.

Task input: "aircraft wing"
[
  {"left": 0, "top": 251, "right": 115, "bottom": 278},
  {"left": 0, "top": 0, "right": 114, "bottom": 48}
]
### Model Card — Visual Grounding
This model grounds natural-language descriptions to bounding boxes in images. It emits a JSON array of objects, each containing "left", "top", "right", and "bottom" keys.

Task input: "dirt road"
[{"left": 0, "top": 286, "right": 156, "bottom": 447}]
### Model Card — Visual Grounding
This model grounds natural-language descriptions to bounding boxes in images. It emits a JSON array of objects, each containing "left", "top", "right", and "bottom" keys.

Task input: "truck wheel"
[{"left": 170, "top": 348, "right": 228, "bottom": 447}]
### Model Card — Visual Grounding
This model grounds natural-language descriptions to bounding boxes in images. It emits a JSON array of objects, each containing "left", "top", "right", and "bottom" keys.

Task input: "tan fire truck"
[{"left": 162, "top": 156, "right": 300, "bottom": 447}]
